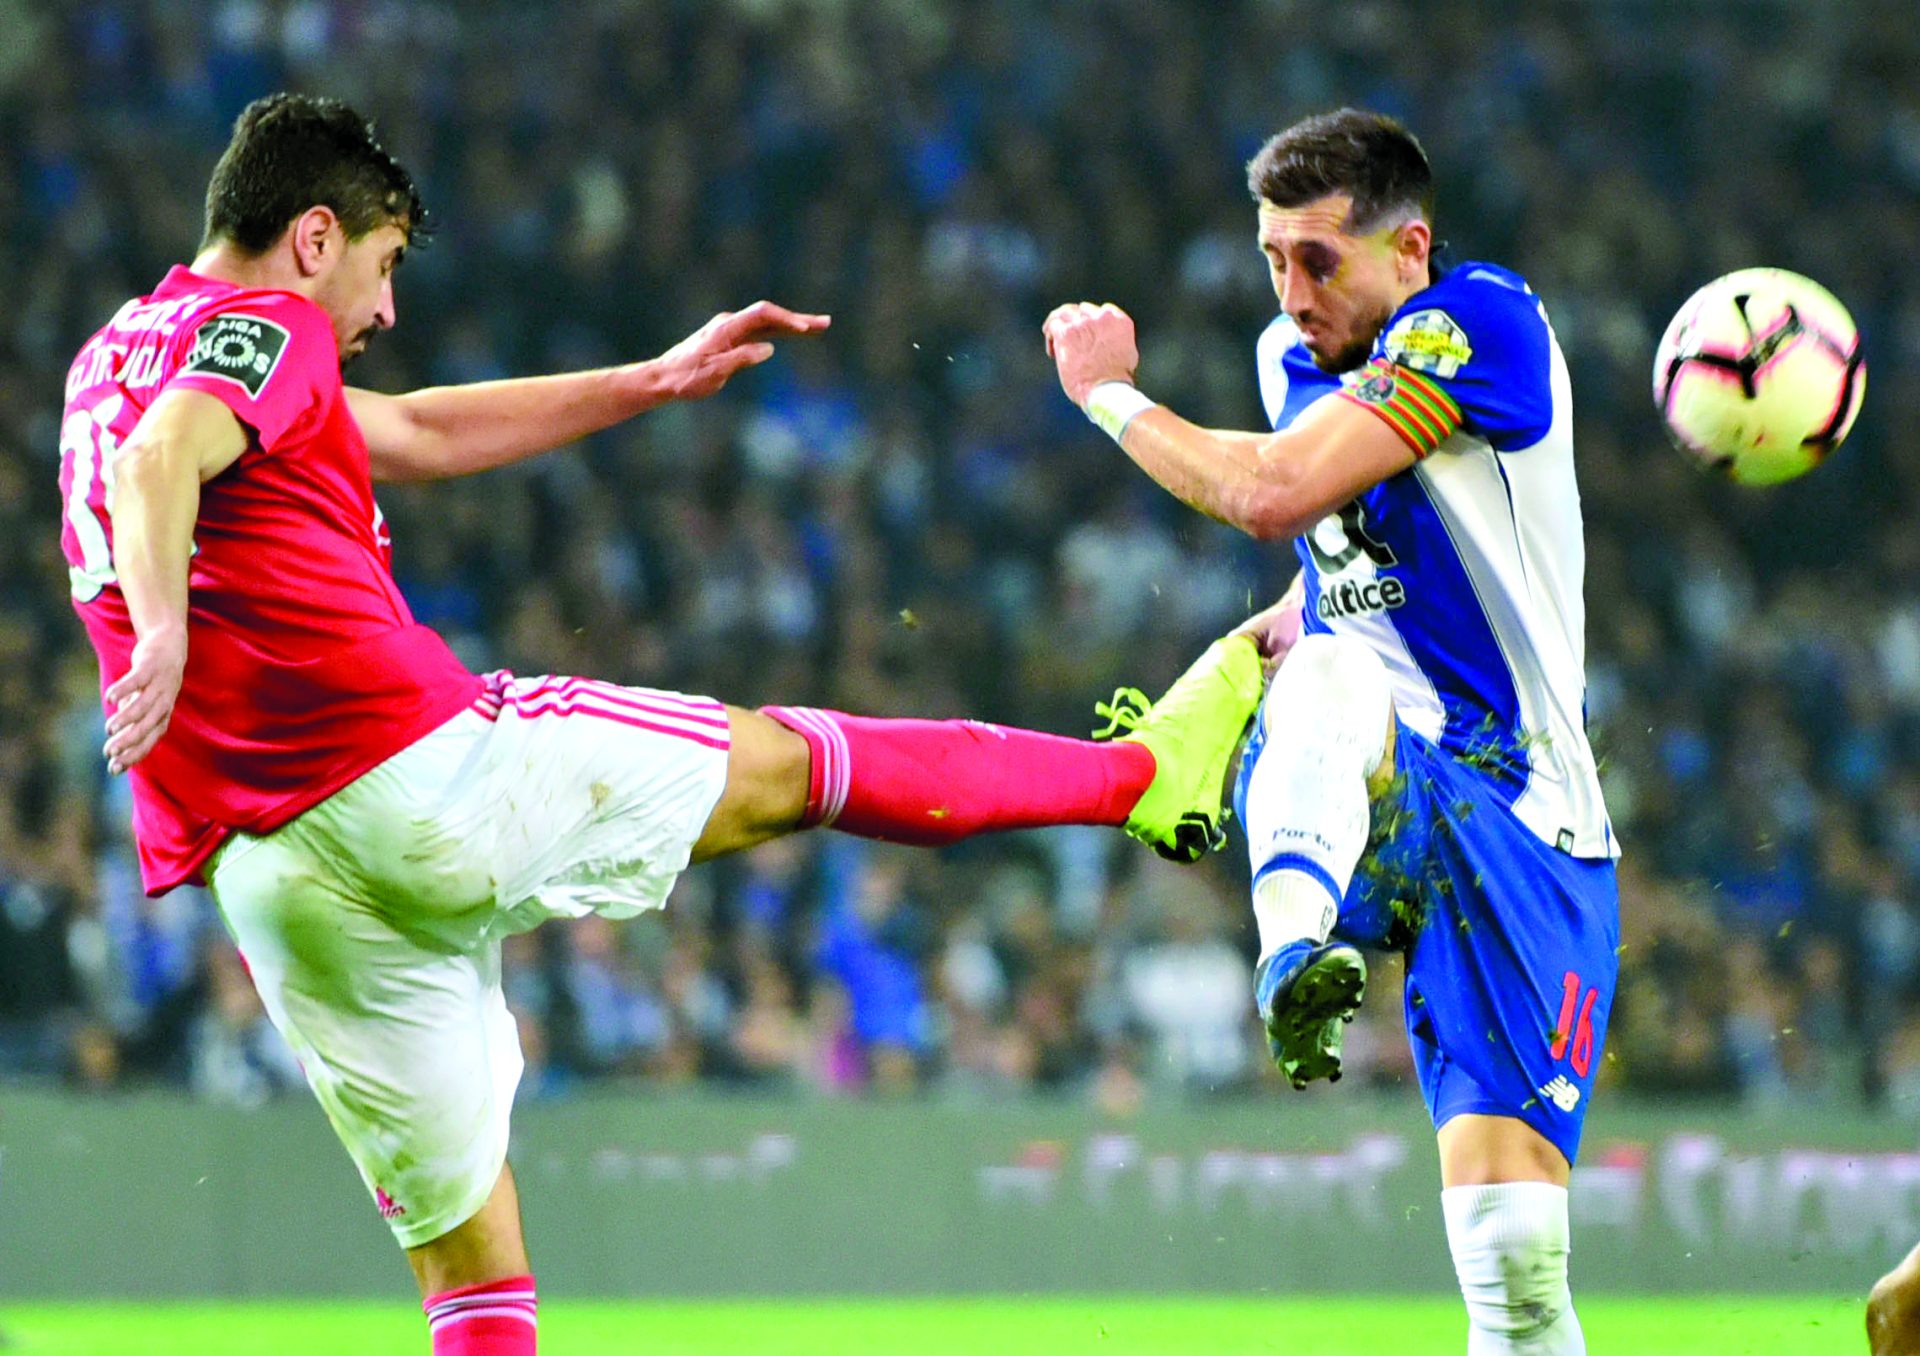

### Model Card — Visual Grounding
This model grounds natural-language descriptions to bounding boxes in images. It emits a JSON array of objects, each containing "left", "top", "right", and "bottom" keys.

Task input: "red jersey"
[{"left": 59, "top": 266, "right": 481, "bottom": 893}]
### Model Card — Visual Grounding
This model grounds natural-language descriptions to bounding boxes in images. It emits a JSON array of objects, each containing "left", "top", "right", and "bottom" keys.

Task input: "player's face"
[
  {"left": 1257, "top": 193, "right": 1407, "bottom": 374},
  {"left": 314, "top": 221, "right": 406, "bottom": 366}
]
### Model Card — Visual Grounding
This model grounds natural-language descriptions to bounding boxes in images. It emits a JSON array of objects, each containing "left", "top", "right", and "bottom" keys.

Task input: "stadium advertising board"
[{"left": 0, "top": 1091, "right": 1904, "bottom": 1296}]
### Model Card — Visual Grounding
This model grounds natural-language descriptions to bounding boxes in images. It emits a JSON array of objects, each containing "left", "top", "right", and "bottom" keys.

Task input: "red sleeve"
[{"left": 165, "top": 295, "right": 337, "bottom": 451}]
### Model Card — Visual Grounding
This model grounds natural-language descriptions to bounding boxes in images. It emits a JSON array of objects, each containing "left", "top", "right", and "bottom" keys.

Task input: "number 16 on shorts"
[
  {"left": 1535, "top": 971, "right": 1600, "bottom": 1114},
  {"left": 1549, "top": 970, "right": 1599, "bottom": 1075}
]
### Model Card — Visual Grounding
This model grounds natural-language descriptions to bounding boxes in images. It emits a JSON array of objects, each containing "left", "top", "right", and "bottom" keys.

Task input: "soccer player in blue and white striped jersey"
[{"left": 1044, "top": 108, "right": 1617, "bottom": 1355}]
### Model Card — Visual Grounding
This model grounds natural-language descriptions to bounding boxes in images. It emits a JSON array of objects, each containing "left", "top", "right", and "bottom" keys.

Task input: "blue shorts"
[{"left": 1236, "top": 721, "right": 1619, "bottom": 1165}]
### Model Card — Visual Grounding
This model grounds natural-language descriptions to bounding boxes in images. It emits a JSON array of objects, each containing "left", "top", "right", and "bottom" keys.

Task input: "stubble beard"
[
  {"left": 340, "top": 327, "right": 378, "bottom": 371},
  {"left": 1311, "top": 300, "right": 1396, "bottom": 375}
]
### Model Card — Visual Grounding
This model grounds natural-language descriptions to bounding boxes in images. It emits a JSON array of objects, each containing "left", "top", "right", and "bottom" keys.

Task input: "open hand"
[
  {"left": 655, "top": 301, "right": 831, "bottom": 401},
  {"left": 103, "top": 628, "right": 187, "bottom": 774},
  {"left": 1042, "top": 302, "right": 1140, "bottom": 407}
]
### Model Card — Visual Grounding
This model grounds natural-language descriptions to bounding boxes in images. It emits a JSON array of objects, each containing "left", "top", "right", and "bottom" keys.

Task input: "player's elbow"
[
  {"left": 1233, "top": 440, "right": 1318, "bottom": 541},
  {"left": 362, "top": 428, "right": 449, "bottom": 485},
  {"left": 113, "top": 432, "right": 199, "bottom": 499},
  {"left": 360, "top": 391, "right": 453, "bottom": 480},
  {"left": 1237, "top": 484, "right": 1313, "bottom": 542},
  {"left": 368, "top": 445, "right": 448, "bottom": 483}
]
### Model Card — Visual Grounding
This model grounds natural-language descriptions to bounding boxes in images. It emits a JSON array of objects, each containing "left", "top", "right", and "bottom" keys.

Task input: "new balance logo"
[
  {"left": 1538, "top": 1076, "right": 1581, "bottom": 1112},
  {"left": 375, "top": 1186, "right": 407, "bottom": 1219}
]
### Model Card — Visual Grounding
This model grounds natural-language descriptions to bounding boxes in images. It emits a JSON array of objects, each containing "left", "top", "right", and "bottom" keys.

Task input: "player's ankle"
[{"left": 1252, "top": 866, "right": 1338, "bottom": 958}]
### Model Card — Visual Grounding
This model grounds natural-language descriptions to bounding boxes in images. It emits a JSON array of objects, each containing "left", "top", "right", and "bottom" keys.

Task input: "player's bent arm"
[
  {"left": 101, "top": 389, "right": 249, "bottom": 772},
  {"left": 111, "top": 389, "right": 249, "bottom": 638},
  {"left": 1115, "top": 392, "right": 1418, "bottom": 541}
]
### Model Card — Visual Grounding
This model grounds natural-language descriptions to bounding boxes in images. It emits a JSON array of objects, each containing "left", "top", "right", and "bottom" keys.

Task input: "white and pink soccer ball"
[{"left": 1653, "top": 267, "right": 1865, "bottom": 485}]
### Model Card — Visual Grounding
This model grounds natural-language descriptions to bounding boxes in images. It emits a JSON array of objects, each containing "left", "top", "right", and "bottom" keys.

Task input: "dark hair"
[
  {"left": 201, "top": 93, "right": 430, "bottom": 254},
  {"left": 1246, "top": 108, "right": 1433, "bottom": 233}
]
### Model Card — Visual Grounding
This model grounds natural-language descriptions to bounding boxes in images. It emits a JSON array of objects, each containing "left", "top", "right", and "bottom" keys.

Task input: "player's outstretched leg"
[
  {"left": 1870, "top": 1241, "right": 1920, "bottom": 1355},
  {"left": 1239, "top": 633, "right": 1395, "bottom": 1087},
  {"left": 706, "top": 634, "right": 1263, "bottom": 863}
]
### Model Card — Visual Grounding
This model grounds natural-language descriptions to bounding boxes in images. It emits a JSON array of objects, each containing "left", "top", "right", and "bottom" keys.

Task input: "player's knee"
[
  {"left": 1870, "top": 1251, "right": 1920, "bottom": 1355},
  {"left": 1266, "top": 634, "right": 1389, "bottom": 721},
  {"left": 1444, "top": 1183, "right": 1574, "bottom": 1344},
  {"left": 699, "top": 708, "right": 810, "bottom": 855},
  {"left": 1260, "top": 633, "right": 1393, "bottom": 773},
  {"left": 1869, "top": 1277, "right": 1896, "bottom": 1354}
]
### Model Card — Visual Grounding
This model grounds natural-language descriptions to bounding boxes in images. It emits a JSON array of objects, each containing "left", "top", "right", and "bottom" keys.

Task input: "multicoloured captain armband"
[{"left": 1337, "top": 357, "right": 1464, "bottom": 458}]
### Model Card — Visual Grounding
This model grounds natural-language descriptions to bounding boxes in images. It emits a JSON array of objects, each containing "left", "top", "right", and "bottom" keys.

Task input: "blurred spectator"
[
  {"left": 814, "top": 845, "right": 933, "bottom": 1093},
  {"left": 0, "top": 869, "right": 80, "bottom": 1076},
  {"left": 557, "top": 914, "right": 669, "bottom": 1075},
  {"left": 1117, "top": 864, "right": 1252, "bottom": 1091}
]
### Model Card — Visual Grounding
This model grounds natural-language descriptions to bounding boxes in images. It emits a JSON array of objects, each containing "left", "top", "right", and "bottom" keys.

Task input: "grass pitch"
[{"left": 0, "top": 1295, "right": 1862, "bottom": 1354}]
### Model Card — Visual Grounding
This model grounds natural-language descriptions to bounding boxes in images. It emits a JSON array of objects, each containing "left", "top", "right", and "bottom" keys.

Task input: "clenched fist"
[{"left": 1042, "top": 302, "right": 1139, "bottom": 407}]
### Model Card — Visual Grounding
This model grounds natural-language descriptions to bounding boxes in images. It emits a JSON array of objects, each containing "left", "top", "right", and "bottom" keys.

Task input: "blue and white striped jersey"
[{"left": 1257, "top": 261, "right": 1616, "bottom": 859}]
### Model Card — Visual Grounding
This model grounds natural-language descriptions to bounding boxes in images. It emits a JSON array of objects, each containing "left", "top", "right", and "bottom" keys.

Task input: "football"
[{"left": 1652, "top": 267, "right": 1865, "bottom": 484}]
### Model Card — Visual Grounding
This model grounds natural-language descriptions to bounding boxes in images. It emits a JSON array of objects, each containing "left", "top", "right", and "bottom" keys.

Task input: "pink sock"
[
  {"left": 424, "top": 1274, "right": 537, "bottom": 1355},
  {"left": 762, "top": 708, "right": 1155, "bottom": 844}
]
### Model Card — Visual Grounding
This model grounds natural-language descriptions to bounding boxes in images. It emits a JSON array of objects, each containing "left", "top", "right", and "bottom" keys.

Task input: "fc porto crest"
[{"left": 1347, "top": 365, "right": 1399, "bottom": 406}]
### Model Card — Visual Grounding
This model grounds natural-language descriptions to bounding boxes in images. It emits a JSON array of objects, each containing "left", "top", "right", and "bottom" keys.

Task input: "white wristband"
[{"left": 1084, "top": 381, "right": 1158, "bottom": 444}]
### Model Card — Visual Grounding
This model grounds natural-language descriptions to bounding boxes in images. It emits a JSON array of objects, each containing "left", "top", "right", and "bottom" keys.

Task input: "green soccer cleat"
[
  {"left": 1093, "top": 634, "right": 1265, "bottom": 863},
  {"left": 1255, "top": 939, "right": 1368, "bottom": 1089}
]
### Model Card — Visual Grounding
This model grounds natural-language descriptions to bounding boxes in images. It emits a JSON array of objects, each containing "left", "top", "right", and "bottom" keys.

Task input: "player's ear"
[
  {"left": 1393, "top": 217, "right": 1433, "bottom": 282},
  {"left": 289, "top": 206, "right": 343, "bottom": 278}
]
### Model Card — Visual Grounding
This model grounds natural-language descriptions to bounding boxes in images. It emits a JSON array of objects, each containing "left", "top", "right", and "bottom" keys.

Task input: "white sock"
[
  {"left": 1242, "top": 634, "right": 1393, "bottom": 960},
  {"left": 1251, "top": 869, "right": 1337, "bottom": 956},
  {"left": 1442, "top": 1182, "right": 1585, "bottom": 1355}
]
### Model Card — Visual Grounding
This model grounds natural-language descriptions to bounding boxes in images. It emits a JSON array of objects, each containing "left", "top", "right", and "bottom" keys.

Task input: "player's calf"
[{"left": 1443, "top": 1182, "right": 1585, "bottom": 1355}]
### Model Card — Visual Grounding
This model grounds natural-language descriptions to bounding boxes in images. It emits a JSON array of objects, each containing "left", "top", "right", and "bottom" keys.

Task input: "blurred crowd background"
[{"left": 2, "top": 0, "right": 1919, "bottom": 1115}]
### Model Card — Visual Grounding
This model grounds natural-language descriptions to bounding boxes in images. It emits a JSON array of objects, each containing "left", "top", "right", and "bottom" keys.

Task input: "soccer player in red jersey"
[{"left": 59, "top": 94, "right": 1265, "bottom": 1354}]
